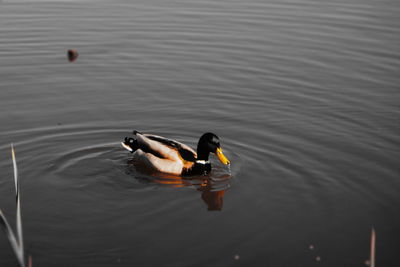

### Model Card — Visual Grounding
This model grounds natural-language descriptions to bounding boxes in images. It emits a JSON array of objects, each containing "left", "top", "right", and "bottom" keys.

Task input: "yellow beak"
[{"left": 216, "top": 147, "right": 230, "bottom": 165}]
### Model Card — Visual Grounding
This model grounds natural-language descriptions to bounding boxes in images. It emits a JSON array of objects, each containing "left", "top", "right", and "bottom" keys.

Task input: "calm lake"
[{"left": 0, "top": 0, "right": 399, "bottom": 266}]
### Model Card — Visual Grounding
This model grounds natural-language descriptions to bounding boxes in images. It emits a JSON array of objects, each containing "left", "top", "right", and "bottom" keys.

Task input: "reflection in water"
[
  {"left": 126, "top": 159, "right": 231, "bottom": 211},
  {"left": 198, "top": 179, "right": 226, "bottom": 211}
]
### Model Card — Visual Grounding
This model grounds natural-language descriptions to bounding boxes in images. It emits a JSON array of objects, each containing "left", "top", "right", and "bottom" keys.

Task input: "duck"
[{"left": 121, "top": 131, "right": 230, "bottom": 176}]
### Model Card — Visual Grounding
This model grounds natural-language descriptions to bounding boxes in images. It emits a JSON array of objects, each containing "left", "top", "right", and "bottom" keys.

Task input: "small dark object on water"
[{"left": 67, "top": 49, "right": 78, "bottom": 62}]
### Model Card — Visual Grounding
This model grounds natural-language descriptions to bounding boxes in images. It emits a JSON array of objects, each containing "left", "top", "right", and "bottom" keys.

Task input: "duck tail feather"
[{"left": 123, "top": 137, "right": 139, "bottom": 153}]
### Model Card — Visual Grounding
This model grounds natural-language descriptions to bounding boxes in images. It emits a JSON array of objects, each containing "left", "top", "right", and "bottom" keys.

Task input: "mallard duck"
[{"left": 121, "top": 131, "right": 230, "bottom": 176}]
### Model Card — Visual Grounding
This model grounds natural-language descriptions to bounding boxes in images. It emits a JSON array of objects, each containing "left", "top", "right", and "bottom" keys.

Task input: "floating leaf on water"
[{"left": 67, "top": 49, "right": 78, "bottom": 62}]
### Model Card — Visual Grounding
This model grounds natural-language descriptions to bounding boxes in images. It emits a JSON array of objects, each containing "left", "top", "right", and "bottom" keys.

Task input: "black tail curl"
[{"left": 123, "top": 137, "right": 139, "bottom": 153}]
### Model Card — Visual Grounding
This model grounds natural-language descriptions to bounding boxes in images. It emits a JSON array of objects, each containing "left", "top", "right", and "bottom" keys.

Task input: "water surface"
[{"left": 0, "top": 0, "right": 399, "bottom": 266}]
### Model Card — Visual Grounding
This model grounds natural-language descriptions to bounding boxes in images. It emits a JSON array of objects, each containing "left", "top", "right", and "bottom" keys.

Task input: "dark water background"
[{"left": 0, "top": 0, "right": 399, "bottom": 266}]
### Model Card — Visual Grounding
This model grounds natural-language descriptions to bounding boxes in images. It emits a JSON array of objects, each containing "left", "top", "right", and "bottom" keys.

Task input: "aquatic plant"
[
  {"left": 0, "top": 144, "right": 27, "bottom": 267},
  {"left": 369, "top": 228, "right": 376, "bottom": 267}
]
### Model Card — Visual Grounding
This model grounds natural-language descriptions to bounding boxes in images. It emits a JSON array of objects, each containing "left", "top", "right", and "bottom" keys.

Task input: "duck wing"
[{"left": 135, "top": 132, "right": 197, "bottom": 162}]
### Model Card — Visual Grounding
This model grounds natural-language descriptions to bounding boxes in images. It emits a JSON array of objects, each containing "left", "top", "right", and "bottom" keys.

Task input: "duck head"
[{"left": 197, "top": 133, "right": 230, "bottom": 165}]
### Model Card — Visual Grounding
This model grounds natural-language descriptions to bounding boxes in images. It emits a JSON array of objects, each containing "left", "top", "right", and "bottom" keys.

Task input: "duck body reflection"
[
  {"left": 199, "top": 179, "right": 227, "bottom": 211},
  {"left": 127, "top": 159, "right": 231, "bottom": 211}
]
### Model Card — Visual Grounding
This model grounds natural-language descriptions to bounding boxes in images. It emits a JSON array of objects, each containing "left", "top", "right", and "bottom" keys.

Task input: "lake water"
[{"left": 0, "top": 0, "right": 399, "bottom": 266}]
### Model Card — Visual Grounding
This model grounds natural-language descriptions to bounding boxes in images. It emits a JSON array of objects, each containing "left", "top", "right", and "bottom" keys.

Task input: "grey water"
[{"left": 0, "top": 0, "right": 399, "bottom": 266}]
